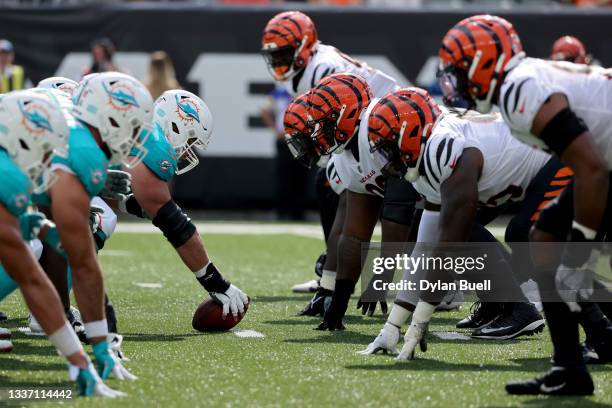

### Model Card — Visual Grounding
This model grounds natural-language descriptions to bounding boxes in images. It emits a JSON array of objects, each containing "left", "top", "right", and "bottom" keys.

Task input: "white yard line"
[{"left": 116, "top": 222, "right": 506, "bottom": 241}]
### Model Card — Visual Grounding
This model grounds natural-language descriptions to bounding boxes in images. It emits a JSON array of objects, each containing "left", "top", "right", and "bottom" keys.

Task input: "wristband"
[{"left": 196, "top": 263, "right": 230, "bottom": 293}]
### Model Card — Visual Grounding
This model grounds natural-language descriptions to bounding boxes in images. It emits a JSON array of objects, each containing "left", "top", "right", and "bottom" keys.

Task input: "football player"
[
  {"left": 0, "top": 90, "right": 123, "bottom": 397},
  {"left": 361, "top": 88, "right": 551, "bottom": 355},
  {"left": 550, "top": 36, "right": 591, "bottom": 65},
  {"left": 285, "top": 75, "right": 450, "bottom": 329},
  {"left": 30, "top": 72, "right": 152, "bottom": 381},
  {"left": 438, "top": 14, "right": 612, "bottom": 395},
  {"left": 106, "top": 90, "right": 248, "bottom": 319},
  {"left": 262, "top": 11, "right": 408, "bottom": 297}
]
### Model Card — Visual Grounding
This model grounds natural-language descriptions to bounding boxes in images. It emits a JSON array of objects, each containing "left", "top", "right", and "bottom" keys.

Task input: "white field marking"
[
  {"left": 99, "top": 249, "right": 133, "bottom": 257},
  {"left": 432, "top": 332, "right": 471, "bottom": 341},
  {"left": 233, "top": 329, "right": 265, "bottom": 338},
  {"left": 17, "top": 327, "right": 46, "bottom": 337},
  {"left": 134, "top": 282, "right": 163, "bottom": 289},
  {"left": 115, "top": 222, "right": 506, "bottom": 241}
]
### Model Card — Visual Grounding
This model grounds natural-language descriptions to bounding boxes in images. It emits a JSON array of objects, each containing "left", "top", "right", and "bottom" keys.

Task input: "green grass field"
[{"left": 0, "top": 230, "right": 610, "bottom": 407}]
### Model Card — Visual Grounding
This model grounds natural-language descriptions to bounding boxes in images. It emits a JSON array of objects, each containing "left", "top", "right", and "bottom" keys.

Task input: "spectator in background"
[
  {"left": 261, "top": 85, "right": 308, "bottom": 221},
  {"left": 0, "top": 39, "right": 32, "bottom": 93},
  {"left": 146, "top": 51, "right": 181, "bottom": 100},
  {"left": 81, "top": 37, "right": 120, "bottom": 77}
]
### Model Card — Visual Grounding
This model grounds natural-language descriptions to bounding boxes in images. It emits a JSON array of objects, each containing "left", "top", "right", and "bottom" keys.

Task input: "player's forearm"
[
  {"left": 572, "top": 166, "right": 608, "bottom": 233},
  {"left": 176, "top": 231, "right": 210, "bottom": 272}
]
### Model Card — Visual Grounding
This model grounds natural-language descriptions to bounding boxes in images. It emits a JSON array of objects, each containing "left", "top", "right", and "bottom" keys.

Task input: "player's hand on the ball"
[
  {"left": 93, "top": 341, "right": 137, "bottom": 381},
  {"left": 210, "top": 284, "right": 249, "bottom": 319},
  {"left": 297, "top": 288, "right": 333, "bottom": 316},
  {"left": 356, "top": 298, "right": 388, "bottom": 317},
  {"left": 396, "top": 321, "right": 429, "bottom": 361},
  {"left": 99, "top": 169, "right": 132, "bottom": 201},
  {"left": 69, "top": 362, "right": 127, "bottom": 398}
]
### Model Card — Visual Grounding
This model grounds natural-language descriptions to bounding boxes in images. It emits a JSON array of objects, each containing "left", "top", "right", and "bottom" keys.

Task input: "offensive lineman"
[
  {"left": 0, "top": 90, "right": 123, "bottom": 397},
  {"left": 438, "top": 14, "right": 612, "bottom": 395}
]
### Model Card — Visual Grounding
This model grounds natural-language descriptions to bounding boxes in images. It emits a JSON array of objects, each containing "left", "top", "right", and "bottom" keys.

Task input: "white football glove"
[
  {"left": 357, "top": 323, "right": 400, "bottom": 356},
  {"left": 69, "top": 363, "right": 127, "bottom": 398},
  {"left": 555, "top": 249, "right": 599, "bottom": 313},
  {"left": 396, "top": 321, "right": 429, "bottom": 361},
  {"left": 210, "top": 284, "right": 248, "bottom": 319}
]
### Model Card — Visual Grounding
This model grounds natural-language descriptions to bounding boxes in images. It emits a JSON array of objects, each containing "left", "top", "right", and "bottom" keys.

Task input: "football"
[{"left": 192, "top": 297, "right": 249, "bottom": 332}]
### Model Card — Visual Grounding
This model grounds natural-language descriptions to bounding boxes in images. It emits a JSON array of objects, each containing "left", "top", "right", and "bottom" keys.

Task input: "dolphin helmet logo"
[
  {"left": 175, "top": 94, "right": 200, "bottom": 123},
  {"left": 19, "top": 101, "right": 53, "bottom": 134},
  {"left": 103, "top": 80, "right": 140, "bottom": 110}
]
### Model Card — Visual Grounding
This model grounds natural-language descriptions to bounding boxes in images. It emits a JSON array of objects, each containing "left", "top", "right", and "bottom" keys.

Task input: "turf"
[{"left": 0, "top": 231, "right": 610, "bottom": 407}]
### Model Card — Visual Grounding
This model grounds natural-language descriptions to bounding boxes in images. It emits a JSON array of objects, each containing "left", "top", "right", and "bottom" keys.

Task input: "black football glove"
[
  {"left": 297, "top": 288, "right": 333, "bottom": 317},
  {"left": 314, "top": 252, "right": 326, "bottom": 278},
  {"left": 356, "top": 298, "right": 388, "bottom": 317}
]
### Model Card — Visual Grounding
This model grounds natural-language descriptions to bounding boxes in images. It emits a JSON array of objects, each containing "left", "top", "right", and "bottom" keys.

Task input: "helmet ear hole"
[
  {"left": 109, "top": 117, "right": 120, "bottom": 128},
  {"left": 19, "top": 139, "right": 29, "bottom": 150},
  {"left": 172, "top": 122, "right": 180, "bottom": 134}
]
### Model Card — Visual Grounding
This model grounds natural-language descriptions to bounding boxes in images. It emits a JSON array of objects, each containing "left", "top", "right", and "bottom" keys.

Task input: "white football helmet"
[
  {"left": 72, "top": 72, "right": 153, "bottom": 167},
  {"left": 154, "top": 89, "right": 213, "bottom": 174},
  {"left": 37, "top": 77, "right": 79, "bottom": 96},
  {"left": 0, "top": 90, "right": 69, "bottom": 193}
]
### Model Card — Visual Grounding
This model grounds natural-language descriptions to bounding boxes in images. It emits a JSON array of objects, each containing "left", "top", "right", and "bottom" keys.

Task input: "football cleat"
[
  {"left": 471, "top": 303, "right": 545, "bottom": 340},
  {"left": 108, "top": 333, "right": 128, "bottom": 361},
  {"left": 0, "top": 327, "right": 11, "bottom": 339},
  {"left": 0, "top": 339, "right": 13, "bottom": 353},
  {"left": 506, "top": 366, "right": 594, "bottom": 396},
  {"left": 291, "top": 279, "right": 320, "bottom": 294},
  {"left": 456, "top": 301, "right": 502, "bottom": 329},
  {"left": 583, "top": 326, "right": 612, "bottom": 364},
  {"left": 67, "top": 307, "right": 88, "bottom": 344},
  {"left": 315, "top": 318, "right": 345, "bottom": 331},
  {"left": 357, "top": 323, "right": 400, "bottom": 355},
  {"left": 28, "top": 314, "right": 45, "bottom": 336},
  {"left": 0, "top": 311, "right": 7, "bottom": 321},
  {"left": 297, "top": 288, "right": 332, "bottom": 316}
]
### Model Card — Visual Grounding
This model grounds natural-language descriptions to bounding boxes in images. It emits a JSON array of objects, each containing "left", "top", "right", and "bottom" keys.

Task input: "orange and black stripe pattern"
[
  {"left": 261, "top": 11, "right": 317, "bottom": 65},
  {"left": 307, "top": 73, "right": 372, "bottom": 146},
  {"left": 283, "top": 93, "right": 311, "bottom": 138},
  {"left": 439, "top": 15, "right": 522, "bottom": 100},
  {"left": 368, "top": 87, "right": 440, "bottom": 166},
  {"left": 531, "top": 166, "right": 573, "bottom": 221}
]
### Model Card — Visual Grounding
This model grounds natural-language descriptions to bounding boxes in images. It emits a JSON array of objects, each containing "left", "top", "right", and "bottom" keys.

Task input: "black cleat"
[
  {"left": 506, "top": 366, "right": 594, "bottom": 396},
  {"left": 0, "top": 312, "right": 6, "bottom": 322},
  {"left": 67, "top": 307, "right": 88, "bottom": 344},
  {"left": 456, "top": 301, "right": 502, "bottom": 329},
  {"left": 472, "top": 303, "right": 545, "bottom": 340},
  {"left": 297, "top": 288, "right": 333, "bottom": 317},
  {"left": 583, "top": 326, "right": 612, "bottom": 364}
]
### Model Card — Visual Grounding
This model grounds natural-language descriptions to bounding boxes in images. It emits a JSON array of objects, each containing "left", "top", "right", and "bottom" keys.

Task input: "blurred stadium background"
[{"left": 0, "top": 0, "right": 610, "bottom": 218}]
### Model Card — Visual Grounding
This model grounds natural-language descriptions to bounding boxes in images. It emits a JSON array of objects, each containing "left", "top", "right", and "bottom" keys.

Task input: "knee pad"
[
  {"left": 152, "top": 200, "right": 196, "bottom": 248},
  {"left": 381, "top": 202, "right": 415, "bottom": 226}
]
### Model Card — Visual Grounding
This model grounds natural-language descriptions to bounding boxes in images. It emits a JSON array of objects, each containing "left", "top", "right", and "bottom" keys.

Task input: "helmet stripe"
[
  {"left": 473, "top": 21, "right": 502, "bottom": 57},
  {"left": 378, "top": 97, "right": 400, "bottom": 121},
  {"left": 335, "top": 77, "right": 365, "bottom": 108},
  {"left": 284, "top": 16, "right": 304, "bottom": 36},
  {"left": 370, "top": 112, "right": 395, "bottom": 135},
  {"left": 394, "top": 94, "right": 425, "bottom": 130},
  {"left": 314, "top": 85, "right": 341, "bottom": 105}
]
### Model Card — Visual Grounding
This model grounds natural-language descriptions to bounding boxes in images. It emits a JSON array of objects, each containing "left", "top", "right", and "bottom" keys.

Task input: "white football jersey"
[
  {"left": 325, "top": 100, "right": 387, "bottom": 197},
  {"left": 500, "top": 57, "right": 612, "bottom": 168},
  {"left": 286, "top": 43, "right": 399, "bottom": 98},
  {"left": 413, "top": 111, "right": 550, "bottom": 207}
]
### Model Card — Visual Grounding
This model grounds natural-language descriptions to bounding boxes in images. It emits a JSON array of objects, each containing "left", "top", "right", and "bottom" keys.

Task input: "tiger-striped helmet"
[
  {"left": 438, "top": 14, "right": 524, "bottom": 113},
  {"left": 551, "top": 36, "right": 588, "bottom": 64},
  {"left": 283, "top": 92, "right": 321, "bottom": 168},
  {"left": 306, "top": 73, "right": 372, "bottom": 155},
  {"left": 261, "top": 11, "right": 318, "bottom": 81},
  {"left": 368, "top": 87, "right": 441, "bottom": 182}
]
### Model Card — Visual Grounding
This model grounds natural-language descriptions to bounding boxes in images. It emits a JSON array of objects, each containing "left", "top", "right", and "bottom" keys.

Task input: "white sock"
[
  {"left": 84, "top": 319, "right": 108, "bottom": 339},
  {"left": 195, "top": 262, "right": 211, "bottom": 278},
  {"left": 49, "top": 322, "right": 83, "bottom": 357},
  {"left": 320, "top": 270, "right": 336, "bottom": 291},
  {"left": 387, "top": 304, "right": 412, "bottom": 328},
  {"left": 412, "top": 301, "right": 436, "bottom": 324}
]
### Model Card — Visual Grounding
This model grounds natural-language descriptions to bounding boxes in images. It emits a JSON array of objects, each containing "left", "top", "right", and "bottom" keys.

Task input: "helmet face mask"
[
  {"left": 285, "top": 130, "right": 321, "bottom": 168},
  {"left": 437, "top": 64, "right": 475, "bottom": 110},
  {"left": 261, "top": 44, "right": 301, "bottom": 81},
  {"left": 370, "top": 139, "right": 407, "bottom": 179}
]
